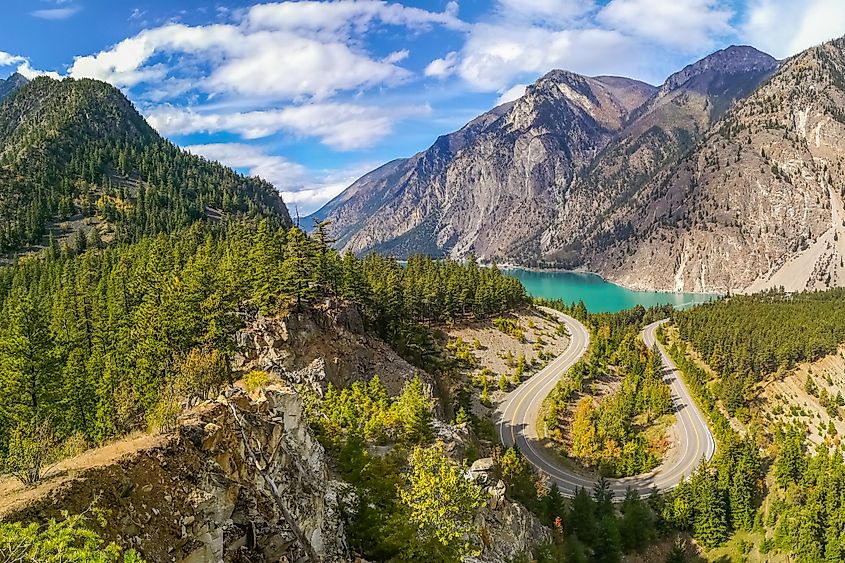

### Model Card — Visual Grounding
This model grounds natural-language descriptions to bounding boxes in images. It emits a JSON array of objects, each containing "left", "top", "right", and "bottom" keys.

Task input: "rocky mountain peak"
[
  {"left": 0, "top": 71, "right": 28, "bottom": 102},
  {"left": 661, "top": 45, "right": 779, "bottom": 95}
]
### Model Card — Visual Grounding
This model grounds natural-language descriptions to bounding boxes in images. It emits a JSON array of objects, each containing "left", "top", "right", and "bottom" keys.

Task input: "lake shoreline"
[
  {"left": 502, "top": 267, "right": 719, "bottom": 313},
  {"left": 496, "top": 263, "right": 727, "bottom": 298}
]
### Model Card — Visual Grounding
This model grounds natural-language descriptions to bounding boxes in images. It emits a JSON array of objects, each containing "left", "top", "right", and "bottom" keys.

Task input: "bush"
[
  {"left": 242, "top": 370, "right": 271, "bottom": 392},
  {"left": 0, "top": 510, "right": 144, "bottom": 562},
  {"left": 3, "top": 418, "right": 60, "bottom": 486}
]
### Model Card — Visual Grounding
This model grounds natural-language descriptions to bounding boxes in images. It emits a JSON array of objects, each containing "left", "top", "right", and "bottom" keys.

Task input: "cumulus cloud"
[
  {"left": 15, "top": 61, "right": 63, "bottom": 80},
  {"left": 443, "top": 0, "right": 706, "bottom": 91},
  {"left": 147, "top": 102, "right": 430, "bottom": 150},
  {"left": 740, "top": 0, "right": 845, "bottom": 59},
  {"left": 68, "top": 1, "right": 463, "bottom": 99},
  {"left": 458, "top": 25, "right": 639, "bottom": 91},
  {"left": 0, "top": 51, "right": 61, "bottom": 79},
  {"left": 0, "top": 51, "right": 26, "bottom": 67},
  {"left": 425, "top": 51, "right": 459, "bottom": 78},
  {"left": 597, "top": 0, "right": 734, "bottom": 49},
  {"left": 185, "top": 143, "right": 374, "bottom": 214}
]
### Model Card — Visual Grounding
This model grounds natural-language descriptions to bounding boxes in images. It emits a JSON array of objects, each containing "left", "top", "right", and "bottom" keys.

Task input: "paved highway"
[{"left": 496, "top": 310, "right": 716, "bottom": 497}]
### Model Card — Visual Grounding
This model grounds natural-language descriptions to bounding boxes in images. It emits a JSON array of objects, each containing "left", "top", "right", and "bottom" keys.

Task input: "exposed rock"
[
  {"left": 232, "top": 302, "right": 432, "bottom": 396},
  {"left": 313, "top": 72, "right": 655, "bottom": 263},
  {"left": 468, "top": 457, "right": 497, "bottom": 485},
  {"left": 588, "top": 39, "right": 845, "bottom": 293},
  {"left": 1, "top": 385, "right": 350, "bottom": 563},
  {"left": 471, "top": 480, "right": 552, "bottom": 563},
  {"left": 0, "top": 72, "right": 27, "bottom": 103}
]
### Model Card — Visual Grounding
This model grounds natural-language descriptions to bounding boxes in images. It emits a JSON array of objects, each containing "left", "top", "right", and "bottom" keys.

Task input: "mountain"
[
  {"left": 544, "top": 45, "right": 779, "bottom": 265},
  {"left": 0, "top": 72, "right": 27, "bottom": 102},
  {"left": 314, "top": 72, "right": 657, "bottom": 261},
  {"left": 0, "top": 76, "right": 290, "bottom": 254},
  {"left": 314, "top": 45, "right": 782, "bottom": 288},
  {"left": 586, "top": 38, "right": 845, "bottom": 292}
]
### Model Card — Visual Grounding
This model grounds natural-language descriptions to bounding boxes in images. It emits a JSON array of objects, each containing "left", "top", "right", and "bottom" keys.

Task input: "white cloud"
[
  {"left": 187, "top": 142, "right": 308, "bottom": 189},
  {"left": 458, "top": 24, "right": 640, "bottom": 91},
  {"left": 0, "top": 52, "right": 26, "bottom": 67},
  {"left": 597, "top": 0, "right": 734, "bottom": 49},
  {"left": 184, "top": 143, "right": 374, "bottom": 214},
  {"left": 425, "top": 51, "right": 459, "bottom": 78},
  {"left": 382, "top": 49, "right": 410, "bottom": 64},
  {"left": 496, "top": 83, "right": 528, "bottom": 105},
  {"left": 68, "top": 1, "right": 464, "bottom": 99},
  {"left": 243, "top": 0, "right": 466, "bottom": 36},
  {"left": 740, "top": 0, "right": 845, "bottom": 59},
  {"left": 69, "top": 23, "right": 240, "bottom": 88},
  {"left": 147, "top": 102, "right": 430, "bottom": 150},
  {"left": 31, "top": 6, "right": 81, "bottom": 20},
  {"left": 15, "top": 61, "right": 62, "bottom": 80},
  {"left": 495, "top": 0, "right": 596, "bottom": 24},
  {"left": 0, "top": 51, "right": 61, "bottom": 79},
  {"left": 444, "top": 0, "right": 731, "bottom": 91},
  {"left": 206, "top": 31, "right": 410, "bottom": 99}
]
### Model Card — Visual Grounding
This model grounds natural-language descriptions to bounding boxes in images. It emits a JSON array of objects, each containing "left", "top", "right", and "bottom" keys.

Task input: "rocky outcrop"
[
  {"left": 1, "top": 384, "right": 350, "bottom": 562},
  {"left": 233, "top": 302, "right": 431, "bottom": 395},
  {"left": 0, "top": 72, "right": 27, "bottom": 103},
  {"left": 467, "top": 457, "right": 553, "bottom": 562}
]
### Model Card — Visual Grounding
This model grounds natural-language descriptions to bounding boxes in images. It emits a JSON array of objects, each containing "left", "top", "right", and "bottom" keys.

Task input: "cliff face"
[
  {"left": 0, "top": 384, "right": 351, "bottom": 562},
  {"left": 543, "top": 46, "right": 779, "bottom": 268},
  {"left": 313, "top": 41, "right": 845, "bottom": 293},
  {"left": 318, "top": 72, "right": 655, "bottom": 263},
  {"left": 588, "top": 38, "right": 845, "bottom": 292},
  {"left": 232, "top": 302, "right": 433, "bottom": 396}
]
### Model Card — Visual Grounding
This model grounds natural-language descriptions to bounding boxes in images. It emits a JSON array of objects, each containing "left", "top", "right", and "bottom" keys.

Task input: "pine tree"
[
  {"left": 665, "top": 536, "right": 687, "bottom": 563},
  {"left": 0, "top": 297, "right": 60, "bottom": 427},
  {"left": 693, "top": 466, "right": 728, "bottom": 547}
]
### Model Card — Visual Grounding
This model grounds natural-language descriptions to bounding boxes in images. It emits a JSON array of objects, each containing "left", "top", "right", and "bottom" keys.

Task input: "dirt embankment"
[
  {"left": 446, "top": 307, "right": 570, "bottom": 379},
  {"left": 757, "top": 344, "right": 845, "bottom": 446},
  {"left": 670, "top": 324, "right": 845, "bottom": 448}
]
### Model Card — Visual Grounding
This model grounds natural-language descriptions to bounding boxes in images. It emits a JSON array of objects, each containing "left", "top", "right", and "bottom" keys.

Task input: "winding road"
[{"left": 496, "top": 309, "right": 716, "bottom": 497}]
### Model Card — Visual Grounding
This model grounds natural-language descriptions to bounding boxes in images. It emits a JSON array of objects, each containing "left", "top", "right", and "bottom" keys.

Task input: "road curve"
[{"left": 495, "top": 311, "right": 716, "bottom": 497}]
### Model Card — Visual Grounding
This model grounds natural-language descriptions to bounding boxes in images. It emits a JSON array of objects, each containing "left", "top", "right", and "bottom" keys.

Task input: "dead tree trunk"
[{"left": 227, "top": 402, "right": 320, "bottom": 563}]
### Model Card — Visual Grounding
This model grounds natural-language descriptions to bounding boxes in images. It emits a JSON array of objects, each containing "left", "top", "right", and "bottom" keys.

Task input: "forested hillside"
[
  {"left": 541, "top": 302, "right": 674, "bottom": 477},
  {"left": 672, "top": 288, "right": 845, "bottom": 415},
  {"left": 660, "top": 287, "right": 845, "bottom": 560},
  {"left": 0, "top": 220, "right": 525, "bottom": 462},
  {"left": 0, "top": 77, "right": 289, "bottom": 254}
]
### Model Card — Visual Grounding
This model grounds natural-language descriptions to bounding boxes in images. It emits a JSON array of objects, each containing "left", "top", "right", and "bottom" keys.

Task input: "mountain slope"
[
  {"left": 544, "top": 46, "right": 779, "bottom": 264},
  {"left": 316, "top": 46, "right": 779, "bottom": 274},
  {"left": 0, "top": 76, "right": 290, "bottom": 254},
  {"left": 0, "top": 72, "right": 27, "bottom": 103},
  {"left": 316, "top": 73, "right": 656, "bottom": 261},
  {"left": 589, "top": 37, "right": 845, "bottom": 292}
]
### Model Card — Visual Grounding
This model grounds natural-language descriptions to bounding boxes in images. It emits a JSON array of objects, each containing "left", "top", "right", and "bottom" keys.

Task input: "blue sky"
[{"left": 2, "top": 0, "right": 844, "bottom": 214}]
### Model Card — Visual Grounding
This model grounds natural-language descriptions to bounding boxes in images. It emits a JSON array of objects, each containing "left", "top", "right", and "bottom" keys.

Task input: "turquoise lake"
[{"left": 506, "top": 269, "right": 717, "bottom": 313}]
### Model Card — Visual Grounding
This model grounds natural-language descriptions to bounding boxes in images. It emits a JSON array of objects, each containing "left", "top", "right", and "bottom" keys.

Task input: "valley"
[{"left": 2, "top": 14, "right": 845, "bottom": 563}]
